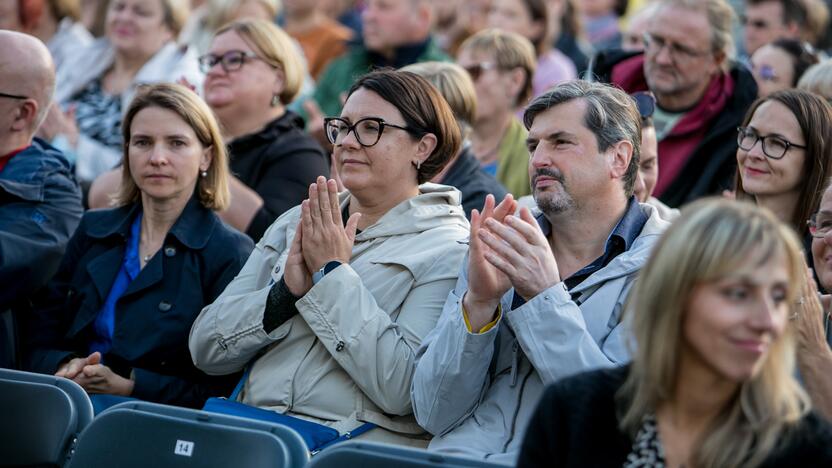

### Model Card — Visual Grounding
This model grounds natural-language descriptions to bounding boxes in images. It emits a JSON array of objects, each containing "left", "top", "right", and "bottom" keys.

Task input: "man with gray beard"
[{"left": 411, "top": 80, "right": 670, "bottom": 463}]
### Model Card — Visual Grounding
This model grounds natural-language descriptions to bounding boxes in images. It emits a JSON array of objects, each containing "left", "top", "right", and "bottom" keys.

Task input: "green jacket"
[
  {"left": 496, "top": 118, "right": 531, "bottom": 197},
  {"left": 313, "top": 37, "right": 450, "bottom": 117}
]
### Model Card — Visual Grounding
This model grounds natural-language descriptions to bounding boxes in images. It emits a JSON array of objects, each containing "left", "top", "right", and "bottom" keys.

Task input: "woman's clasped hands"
[{"left": 283, "top": 176, "right": 360, "bottom": 296}]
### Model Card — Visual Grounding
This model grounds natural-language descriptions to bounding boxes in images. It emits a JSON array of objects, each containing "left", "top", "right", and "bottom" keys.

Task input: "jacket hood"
[
  {"left": 347, "top": 183, "right": 469, "bottom": 240},
  {"left": 569, "top": 203, "right": 669, "bottom": 294}
]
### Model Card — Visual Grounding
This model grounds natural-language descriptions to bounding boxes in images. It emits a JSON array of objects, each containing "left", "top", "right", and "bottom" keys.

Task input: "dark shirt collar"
[
  {"left": 534, "top": 196, "right": 648, "bottom": 290},
  {"left": 86, "top": 196, "right": 217, "bottom": 249},
  {"left": 366, "top": 37, "right": 431, "bottom": 69}
]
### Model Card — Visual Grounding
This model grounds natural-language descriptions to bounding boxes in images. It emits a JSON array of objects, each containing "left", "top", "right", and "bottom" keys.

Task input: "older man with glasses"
[
  {"left": 590, "top": 0, "right": 758, "bottom": 209},
  {"left": 0, "top": 31, "right": 83, "bottom": 368}
]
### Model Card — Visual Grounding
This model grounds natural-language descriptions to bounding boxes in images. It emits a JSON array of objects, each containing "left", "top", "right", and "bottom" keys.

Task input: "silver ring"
[
  {"left": 790, "top": 312, "right": 800, "bottom": 321},
  {"left": 797, "top": 297, "right": 806, "bottom": 305}
]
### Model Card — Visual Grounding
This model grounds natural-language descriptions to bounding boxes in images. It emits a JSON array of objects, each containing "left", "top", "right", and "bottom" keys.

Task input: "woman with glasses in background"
[
  {"left": 797, "top": 180, "right": 832, "bottom": 420},
  {"left": 735, "top": 89, "right": 832, "bottom": 264},
  {"left": 189, "top": 69, "right": 470, "bottom": 448},
  {"left": 89, "top": 19, "right": 328, "bottom": 242},
  {"left": 750, "top": 38, "right": 820, "bottom": 98},
  {"left": 197, "top": 19, "right": 327, "bottom": 241}
]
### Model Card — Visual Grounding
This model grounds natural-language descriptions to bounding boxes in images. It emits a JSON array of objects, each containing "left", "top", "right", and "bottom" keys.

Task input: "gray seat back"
[
  {"left": 66, "top": 402, "right": 309, "bottom": 468},
  {"left": 0, "top": 367, "right": 94, "bottom": 429},
  {"left": 0, "top": 378, "right": 78, "bottom": 466},
  {"left": 308, "top": 441, "right": 513, "bottom": 467}
]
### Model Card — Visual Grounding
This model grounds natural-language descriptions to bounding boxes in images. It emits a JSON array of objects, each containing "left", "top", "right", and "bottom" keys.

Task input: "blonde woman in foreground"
[{"left": 519, "top": 198, "right": 832, "bottom": 467}]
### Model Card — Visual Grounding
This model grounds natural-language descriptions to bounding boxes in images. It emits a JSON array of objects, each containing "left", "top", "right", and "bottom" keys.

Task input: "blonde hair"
[
  {"left": 203, "top": 0, "right": 280, "bottom": 33},
  {"left": 618, "top": 198, "right": 810, "bottom": 468},
  {"left": 458, "top": 28, "right": 537, "bottom": 106},
  {"left": 798, "top": 61, "right": 832, "bottom": 101},
  {"left": 159, "top": 0, "right": 189, "bottom": 36},
  {"left": 401, "top": 61, "right": 477, "bottom": 139},
  {"left": 214, "top": 19, "right": 305, "bottom": 104},
  {"left": 116, "top": 83, "right": 231, "bottom": 210}
]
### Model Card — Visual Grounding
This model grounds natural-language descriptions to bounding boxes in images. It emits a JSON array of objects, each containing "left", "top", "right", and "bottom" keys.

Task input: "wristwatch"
[{"left": 312, "top": 260, "right": 342, "bottom": 285}]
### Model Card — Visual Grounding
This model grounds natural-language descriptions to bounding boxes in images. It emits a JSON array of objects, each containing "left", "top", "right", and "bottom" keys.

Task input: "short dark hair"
[
  {"left": 746, "top": 0, "right": 808, "bottom": 26},
  {"left": 768, "top": 38, "right": 821, "bottom": 86},
  {"left": 523, "top": 80, "right": 642, "bottom": 197},
  {"left": 346, "top": 69, "right": 461, "bottom": 184},
  {"left": 735, "top": 89, "right": 832, "bottom": 236}
]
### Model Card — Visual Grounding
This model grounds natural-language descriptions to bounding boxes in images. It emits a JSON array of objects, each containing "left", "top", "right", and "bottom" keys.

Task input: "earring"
[
  {"left": 200, "top": 170, "right": 207, "bottom": 178},
  {"left": 271, "top": 95, "right": 280, "bottom": 107},
  {"left": 413, "top": 160, "right": 421, "bottom": 170}
]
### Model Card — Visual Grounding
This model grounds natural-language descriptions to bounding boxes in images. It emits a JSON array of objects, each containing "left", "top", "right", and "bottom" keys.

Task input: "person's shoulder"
[
  {"left": 204, "top": 211, "right": 255, "bottom": 257},
  {"left": 726, "top": 60, "right": 758, "bottom": 108},
  {"left": 548, "top": 365, "right": 629, "bottom": 402},
  {"left": 263, "top": 112, "right": 326, "bottom": 156},
  {"left": 763, "top": 411, "right": 832, "bottom": 466}
]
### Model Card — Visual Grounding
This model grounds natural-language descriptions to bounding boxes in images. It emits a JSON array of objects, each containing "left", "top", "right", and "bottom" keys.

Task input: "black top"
[
  {"left": 439, "top": 145, "right": 508, "bottom": 220},
  {"left": 518, "top": 365, "right": 832, "bottom": 467},
  {"left": 228, "top": 111, "right": 329, "bottom": 241}
]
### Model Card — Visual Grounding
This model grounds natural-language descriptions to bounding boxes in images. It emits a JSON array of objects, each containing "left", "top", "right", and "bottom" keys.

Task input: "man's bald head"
[{"left": 0, "top": 30, "right": 55, "bottom": 132}]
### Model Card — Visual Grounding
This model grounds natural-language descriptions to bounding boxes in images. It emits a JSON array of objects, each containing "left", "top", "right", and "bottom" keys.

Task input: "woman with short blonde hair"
[{"left": 519, "top": 198, "right": 832, "bottom": 467}]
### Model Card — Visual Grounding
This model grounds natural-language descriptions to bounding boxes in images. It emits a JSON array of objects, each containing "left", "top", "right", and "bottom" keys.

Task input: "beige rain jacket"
[{"left": 189, "top": 184, "right": 469, "bottom": 446}]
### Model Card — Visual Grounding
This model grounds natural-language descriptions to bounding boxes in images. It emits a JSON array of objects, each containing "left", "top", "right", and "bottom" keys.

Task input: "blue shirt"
[
  {"left": 512, "top": 197, "right": 648, "bottom": 309},
  {"left": 89, "top": 211, "right": 142, "bottom": 355}
]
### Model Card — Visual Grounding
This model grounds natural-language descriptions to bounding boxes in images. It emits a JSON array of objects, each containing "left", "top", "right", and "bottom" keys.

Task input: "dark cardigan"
[{"left": 518, "top": 365, "right": 832, "bottom": 467}]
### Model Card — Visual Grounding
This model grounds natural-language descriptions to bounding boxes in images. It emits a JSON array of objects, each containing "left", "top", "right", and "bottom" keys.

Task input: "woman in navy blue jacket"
[{"left": 21, "top": 83, "right": 253, "bottom": 409}]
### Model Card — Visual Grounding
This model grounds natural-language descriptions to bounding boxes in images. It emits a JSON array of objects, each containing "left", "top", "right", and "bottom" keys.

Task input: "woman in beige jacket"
[{"left": 189, "top": 69, "right": 470, "bottom": 447}]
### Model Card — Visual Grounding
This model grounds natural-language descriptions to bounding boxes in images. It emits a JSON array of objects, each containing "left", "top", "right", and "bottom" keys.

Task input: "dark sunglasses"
[
  {"left": 632, "top": 91, "right": 656, "bottom": 120},
  {"left": 462, "top": 62, "right": 497, "bottom": 81}
]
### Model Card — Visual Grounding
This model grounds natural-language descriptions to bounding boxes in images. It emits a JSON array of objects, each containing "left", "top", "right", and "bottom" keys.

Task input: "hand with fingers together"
[
  {"left": 463, "top": 194, "right": 518, "bottom": 331},
  {"left": 300, "top": 176, "right": 361, "bottom": 275},
  {"left": 478, "top": 206, "right": 561, "bottom": 302},
  {"left": 73, "top": 363, "right": 135, "bottom": 396}
]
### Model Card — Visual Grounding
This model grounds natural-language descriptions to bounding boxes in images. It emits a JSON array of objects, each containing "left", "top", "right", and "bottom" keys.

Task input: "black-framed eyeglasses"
[
  {"left": 198, "top": 50, "right": 274, "bottom": 74},
  {"left": 323, "top": 117, "right": 416, "bottom": 147},
  {"left": 642, "top": 31, "right": 711, "bottom": 61},
  {"left": 736, "top": 126, "right": 806, "bottom": 160},
  {"left": 808, "top": 213, "right": 832, "bottom": 238},
  {"left": 0, "top": 91, "right": 28, "bottom": 100},
  {"left": 461, "top": 62, "right": 497, "bottom": 81},
  {"left": 632, "top": 91, "right": 656, "bottom": 120}
]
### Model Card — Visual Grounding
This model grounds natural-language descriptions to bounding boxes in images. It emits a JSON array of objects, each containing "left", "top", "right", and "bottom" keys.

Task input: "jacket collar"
[{"left": 86, "top": 196, "right": 217, "bottom": 249}]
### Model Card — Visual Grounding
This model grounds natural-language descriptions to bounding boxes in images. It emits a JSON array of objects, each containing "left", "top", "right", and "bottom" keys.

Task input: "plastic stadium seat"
[
  {"left": 0, "top": 378, "right": 78, "bottom": 466},
  {"left": 0, "top": 367, "right": 94, "bottom": 429},
  {"left": 65, "top": 401, "right": 309, "bottom": 468},
  {"left": 309, "top": 441, "right": 506, "bottom": 468},
  {"left": 307, "top": 441, "right": 513, "bottom": 467}
]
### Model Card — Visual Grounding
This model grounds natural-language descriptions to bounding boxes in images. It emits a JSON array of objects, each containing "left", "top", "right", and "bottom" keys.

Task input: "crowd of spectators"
[{"left": 4, "top": 0, "right": 832, "bottom": 465}]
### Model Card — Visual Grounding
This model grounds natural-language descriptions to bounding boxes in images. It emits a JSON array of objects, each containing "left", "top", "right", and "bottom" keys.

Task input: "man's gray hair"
[
  {"left": 523, "top": 80, "right": 642, "bottom": 197},
  {"left": 658, "top": 0, "right": 736, "bottom": 65}
]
